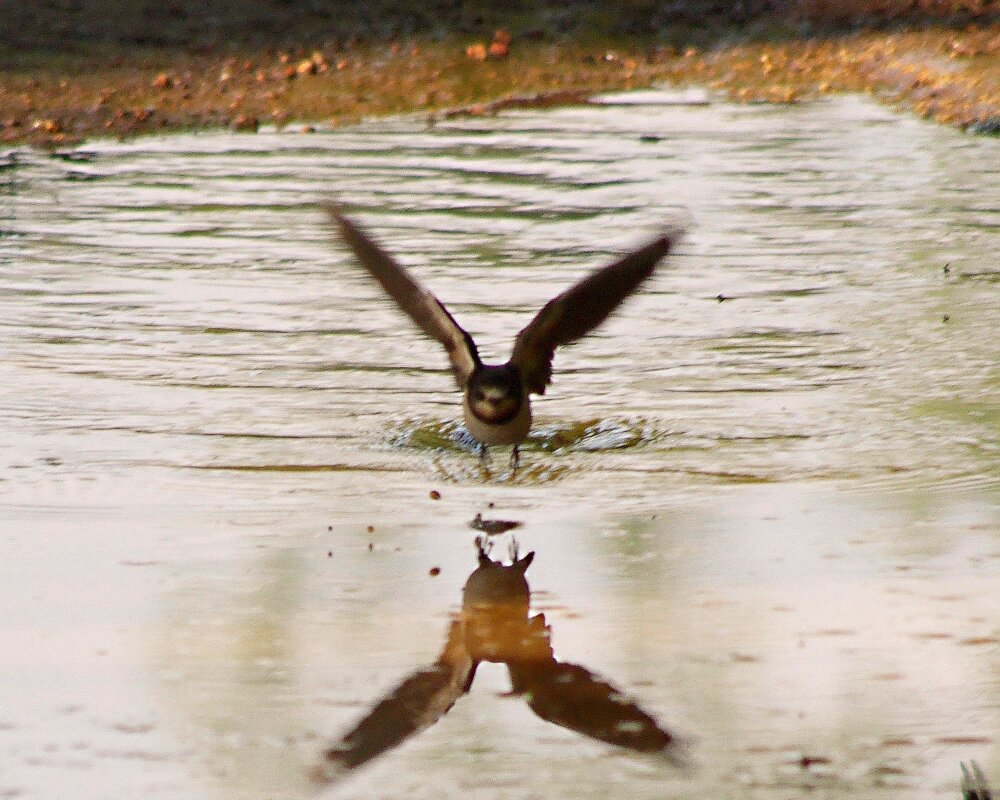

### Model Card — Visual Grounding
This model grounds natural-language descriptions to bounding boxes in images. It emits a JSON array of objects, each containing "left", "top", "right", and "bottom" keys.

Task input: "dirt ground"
[{"left": 2, "top": 2, "right": 999, "bottom": 147}]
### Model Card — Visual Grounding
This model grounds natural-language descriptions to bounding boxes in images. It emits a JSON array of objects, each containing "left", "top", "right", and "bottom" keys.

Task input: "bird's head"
[{"left": 467, "top": 365, "right": 523, "bottom": 424}]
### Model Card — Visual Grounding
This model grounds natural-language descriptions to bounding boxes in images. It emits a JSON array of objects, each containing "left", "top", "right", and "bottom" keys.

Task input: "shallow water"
[{"left": 1, "top": 91, "right": 998, "bottom": 799}]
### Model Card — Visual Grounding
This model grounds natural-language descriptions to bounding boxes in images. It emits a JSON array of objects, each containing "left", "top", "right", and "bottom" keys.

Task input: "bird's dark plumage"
[
  {"left": 326, "top": 203, "right": 681, "bottom": 455},
  {"left": 329, "top": 206, "right": 480, "bottom": 386},
  {"left": 510, "top": 233, "right": 674, "bottom": 394}
]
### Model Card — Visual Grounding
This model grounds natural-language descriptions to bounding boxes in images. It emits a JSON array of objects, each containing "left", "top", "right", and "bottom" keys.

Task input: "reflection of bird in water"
[
  {"left": 316, "top": 542, "right": 680, "bottom": 784},
  {"left": 327, "top": 205, "right": 682, "bottom": 466}
]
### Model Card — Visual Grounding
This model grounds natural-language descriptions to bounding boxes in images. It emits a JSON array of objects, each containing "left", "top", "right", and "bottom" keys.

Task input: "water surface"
[{"left": 1, "top": 91, "right": 998, "bottom": 799}]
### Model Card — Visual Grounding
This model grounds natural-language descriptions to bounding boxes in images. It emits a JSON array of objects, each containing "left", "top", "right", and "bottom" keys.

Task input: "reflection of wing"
[
  {"left": 326, "top": 205, "right": 480, "bottom": 387},
  {"left": 510, "top": 228, "right": 681, "bottom": 395},
  {"left": 961, "top": 761, "right": 992, "bottom": 800},
  {"left": 320, "top": 621, "right": 476, "bottom": 779},
  {"left": 508, "top": 660, "right": 674, "bottom": 754}
]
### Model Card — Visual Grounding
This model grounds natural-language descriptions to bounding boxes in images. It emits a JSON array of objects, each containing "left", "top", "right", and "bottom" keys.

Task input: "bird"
[
  {"left": 326, "top": 204, "right": 682, "bottom": 465},
  {"left": 315, "top": 542, "right": 681, "bottom": 785}
]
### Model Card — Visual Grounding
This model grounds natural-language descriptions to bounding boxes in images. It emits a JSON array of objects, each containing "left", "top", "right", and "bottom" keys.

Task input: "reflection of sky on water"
[{"left": 0, "top": 90, "right": 997, "bottom": 798}]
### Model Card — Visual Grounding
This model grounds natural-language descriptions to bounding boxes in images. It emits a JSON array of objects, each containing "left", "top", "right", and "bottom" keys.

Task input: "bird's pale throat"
[{"left": 470, "top": 384, "right": 522, "bottom": 424}]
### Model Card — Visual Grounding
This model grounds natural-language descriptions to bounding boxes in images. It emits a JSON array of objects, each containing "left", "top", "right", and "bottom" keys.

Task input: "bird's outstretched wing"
[
  {"left": 509, "top": 228, "right": 682, "bottom": 395},
  {"left": 327, "top": 205, "right": 480, "bottom": 387},
  {"left": 318, "top": 620, "right": 477, "bottom": 782},
  {"left": 507, "top": 658, "right": 675, "bottom": 755}
]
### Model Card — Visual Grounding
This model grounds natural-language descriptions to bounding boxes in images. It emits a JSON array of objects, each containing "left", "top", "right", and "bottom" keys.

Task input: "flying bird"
[
  {"left": 315, "top": 543, "right": 681, "bottom": 786},
  {"left": 327, "top": 205, "right": 682, "bottom": 464}
]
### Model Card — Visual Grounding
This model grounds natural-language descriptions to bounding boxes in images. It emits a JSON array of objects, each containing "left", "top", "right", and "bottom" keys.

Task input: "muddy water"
[{"left": 1, "top": 91, "right": 997, "bottom": 799}]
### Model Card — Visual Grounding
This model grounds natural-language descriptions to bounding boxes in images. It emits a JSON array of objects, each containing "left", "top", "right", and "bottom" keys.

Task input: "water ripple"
[{"left": 2, "top": 93, "right": 999, "bottom": 494}]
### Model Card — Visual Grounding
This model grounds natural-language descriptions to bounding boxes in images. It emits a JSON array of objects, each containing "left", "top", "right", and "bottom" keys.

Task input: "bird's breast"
[{"left": 462, "top": 395, "right": 532, "bottom": 446}]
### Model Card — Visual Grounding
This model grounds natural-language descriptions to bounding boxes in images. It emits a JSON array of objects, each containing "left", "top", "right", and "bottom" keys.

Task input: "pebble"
[{"left": 230, "top": 114, "right": 259, "bottom": 132}]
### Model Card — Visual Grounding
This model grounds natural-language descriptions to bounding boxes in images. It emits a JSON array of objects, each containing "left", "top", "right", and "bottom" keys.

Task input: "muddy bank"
[
  {"left": 2, "top": 26, "right": 999, "bottom": 150},
  {"left": 2, "top": 10, "right": 999, "bottom": 148}
]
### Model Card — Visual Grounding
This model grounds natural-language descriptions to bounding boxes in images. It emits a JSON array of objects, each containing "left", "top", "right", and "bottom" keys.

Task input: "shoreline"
[{"left": 2, "top": 23, "right": 999, "bottom": 149}]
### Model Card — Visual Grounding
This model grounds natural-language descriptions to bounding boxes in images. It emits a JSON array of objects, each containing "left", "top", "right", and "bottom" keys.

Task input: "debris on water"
[
  {"left": 795, "top": 754, "right": 832, "bottom": 769},
  {"left": 470, "top": 512, "right": 522, "bottom": 535},
  {"left": 730, "top": 652, "right": 760, "bottom": 663},
  {"left": 935, "top": 736, "right": 992, "bottom": 745},
  {"left": 959, "top": 636, "right": 1000, "bottom": 646}
]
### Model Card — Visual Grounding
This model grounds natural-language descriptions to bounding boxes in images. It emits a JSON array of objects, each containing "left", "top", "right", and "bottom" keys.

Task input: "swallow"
[
  {"left": 315, "top": 542, "right": 680, "bottom": 785},
  {"left": 327, "top": 205, "right": 682, "bottom": 464}
]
